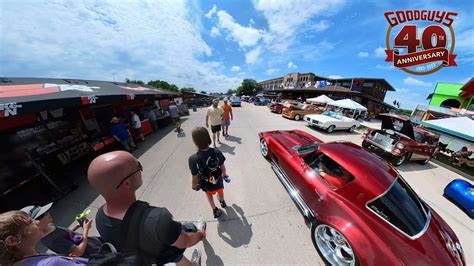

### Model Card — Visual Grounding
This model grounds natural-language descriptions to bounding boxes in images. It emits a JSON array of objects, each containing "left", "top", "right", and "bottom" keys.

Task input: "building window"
[{"left": 365, "top": 82, "right": 374, "bottom": 87}]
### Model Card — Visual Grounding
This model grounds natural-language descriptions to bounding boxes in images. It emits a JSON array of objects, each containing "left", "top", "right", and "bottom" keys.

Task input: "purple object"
[
  {"left": 223, "top": 175, "right": 231, "bottom": 183},
  {"left": 70, "top": 233, "right": 83, "bottom": 245}
]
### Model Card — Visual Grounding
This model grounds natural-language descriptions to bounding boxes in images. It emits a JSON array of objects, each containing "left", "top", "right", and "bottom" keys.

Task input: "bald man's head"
[{"left": 88, "top": 151, "right": 142, "bottom": 198}]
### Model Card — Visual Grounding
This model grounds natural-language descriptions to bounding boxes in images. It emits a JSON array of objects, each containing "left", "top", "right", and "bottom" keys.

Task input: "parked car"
[
  {"left": 230, "top": 96, "right": 241, "bottom": 107},
  {"left": 282, "top": 103, "right": 323, "bottom": 121},
  {"left": 254, "top": 98, "right": 270, "bottom": 106},
  {"left": 258, "top": 129, "right": 465, "bottom": 265},
  {"left": 305, "top": 111, "right": 360, "bottom": 133},
  {"left": 444, "top": 179, "right": 474, "bottom": 218},
  {"left": 361, "top": 113, "right": 440, "bottom": 166},
  {"left": 268, "top": 102, "right": 287, "bottom": 114}
]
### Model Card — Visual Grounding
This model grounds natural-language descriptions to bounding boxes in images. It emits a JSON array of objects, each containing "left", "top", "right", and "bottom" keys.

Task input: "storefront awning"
[
  {"left": 418, "top": 117, "right": 474, "bottom": 142},
  {"left": 0, "top": 77, "right": 178, "bottom": 116}
]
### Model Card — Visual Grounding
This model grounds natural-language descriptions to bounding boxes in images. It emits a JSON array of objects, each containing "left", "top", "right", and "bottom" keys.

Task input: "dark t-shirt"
[
  {"left": 188, "top": 148, "right": 226, "bottom": 192},
  {"left": 40, "top": 226, "right": 102, "bottom": 257},
  {"left": 95, "top": 205, "right": 184, "bottom": 262},
  {"left": 111, "top": 124, "right": 130, "bottom": 141}
]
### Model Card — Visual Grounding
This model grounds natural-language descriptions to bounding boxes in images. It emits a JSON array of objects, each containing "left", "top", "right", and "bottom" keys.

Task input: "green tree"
[
  {"left": 180, "top": 87, "right": 196, "bottom": 93},
  {"left": 236, "top": 79, "right": 262, "bottom": 96},
  {"left": 226, "top": 89, "right": 236, "bottom": 95},
  {"left": 200, "top": 91, "right": 207, "bottom": 94},
  {"left": 125, "top": 78, "right": 145, "bottom": 85}
]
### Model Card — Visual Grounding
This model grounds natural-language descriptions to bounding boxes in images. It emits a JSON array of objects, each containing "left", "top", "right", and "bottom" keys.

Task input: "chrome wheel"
[
  {"left": 314, "top": 224, "right": 356, "bottom": 266},
  {"left": 327, "top": 125, "right": 335, "bottom": 133},
  {"left": 348, "top": 125, "right": 356, "bottom": 133},
  {"left": 294, "top": 114, "right": 301, "bottom": 121},
  {"left": 391, "top": 153, "right": 407, "bottom": 166},
  {"left": 260, "top": 139, "right": 269, "bottom": 158}
]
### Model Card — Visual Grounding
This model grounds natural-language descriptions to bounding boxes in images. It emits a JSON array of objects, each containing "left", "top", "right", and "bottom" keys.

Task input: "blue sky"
[{"left": 0, "top": 0, "right": 472, "bottom": 109}]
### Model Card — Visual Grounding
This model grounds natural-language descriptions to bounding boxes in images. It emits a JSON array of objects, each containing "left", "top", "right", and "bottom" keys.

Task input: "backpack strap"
[
  {"left": 195, "top": 152, "right": 209, "bottom": 179},
  {"left": 120, "top": 201, "right": 152, "bottom": 252}
]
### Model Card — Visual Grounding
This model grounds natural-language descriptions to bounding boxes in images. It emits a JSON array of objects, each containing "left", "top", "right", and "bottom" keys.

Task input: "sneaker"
[
  {"left": 213, "top": 207, "right": 222, "bottom": 218},
  {"left": 220, "top": 200, "right": 227, "bottom": 208},
  {"left": 191, "top": 248, "right": 201, "bottom": 266},
  {"left": 196, "top": 217, "right": 207, "bottom": 232},
  {"left": 217, "top": 139, "right": 221, "bottom": 144},
  {"left": 223, "top": 175, "right": 231, "bottom": 183}
]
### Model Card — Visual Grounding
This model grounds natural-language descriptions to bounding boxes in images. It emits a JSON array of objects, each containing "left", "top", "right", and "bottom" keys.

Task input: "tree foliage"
[
  {"left": 147, "top": 80, "right": 180, "bottom": 92},
  {"left": 200, "top": 91, "right": 207, "bottom": 94},
  {"left": 180, "top": 87, "right": 196, "bottom": 93},
  {"left": 125, "top": 78, "right": 145, "bottom": 85},
  {"left": 236, "top": 79, "right": 262, "bottom": 96}
]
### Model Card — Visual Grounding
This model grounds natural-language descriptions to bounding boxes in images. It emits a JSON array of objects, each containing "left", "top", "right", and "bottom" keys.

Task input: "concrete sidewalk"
[{"left": 48, "top": 102, "right": 473, "bottom": 265}]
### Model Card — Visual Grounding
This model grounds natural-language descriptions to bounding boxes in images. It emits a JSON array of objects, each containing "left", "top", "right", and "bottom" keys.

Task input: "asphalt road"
[{"left": 50, "top": 102, "right": 473, "bottom": 265}]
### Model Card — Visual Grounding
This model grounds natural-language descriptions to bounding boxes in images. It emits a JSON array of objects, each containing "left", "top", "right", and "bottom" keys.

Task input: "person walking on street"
[
  {"left": 147, "top": 108, "right": 158, "bottom": 130},
  {"left": 131, "top": 111, "right": 145, "bottom": 141},
  {"left": 111, "top": 117, "right": 136, "bottom": 151},
  {"left": 169, "top": 101, "right": 182, "bottom": 133},
  {"left": 88, "top": 151, "right": 205, "bottom": 265},
  {"left": 206, "top": 99, "right": 224, "bottom": 147},
  {"left": 221, "top": 98, "right": 233, "bottom": 137},
  {"left": 189, "top": 127, "right": 229, "bottom": 219}
]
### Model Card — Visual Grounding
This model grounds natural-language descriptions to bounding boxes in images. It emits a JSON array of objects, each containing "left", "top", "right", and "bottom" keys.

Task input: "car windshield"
[
  {"left": 322, "top": 111, "right": 342, "bottom": 120},
  {"left": 366, "top": 177, "right": 429, "bottom": 238}
]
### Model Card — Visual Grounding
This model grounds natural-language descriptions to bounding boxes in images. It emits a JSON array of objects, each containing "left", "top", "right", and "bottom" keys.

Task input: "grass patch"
[
  {"left": 434, "top": 153, "right": 474, "bottom": 181},
  {"left": 357, "top": 125, "right": 369, "bottom": 131}
]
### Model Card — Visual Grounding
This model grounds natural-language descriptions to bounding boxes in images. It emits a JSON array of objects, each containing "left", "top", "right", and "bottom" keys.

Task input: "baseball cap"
[
  {"left": 21, "top": 202, "right": 53, "bottom": 220},
  {"left": 111, "top": 117, "right": 119, "bottom": 123},
  {"left": 223, "top": 97, "right": 228, "bottom": 101}
]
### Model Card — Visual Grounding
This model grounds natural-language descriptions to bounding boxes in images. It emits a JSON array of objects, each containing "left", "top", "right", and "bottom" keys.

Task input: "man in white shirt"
[
  {"left": 205, "top": 99, "right": 224, "bottom": 147},
  {"left": 131, "top": 111, "right": 145, "bottom": 141}
]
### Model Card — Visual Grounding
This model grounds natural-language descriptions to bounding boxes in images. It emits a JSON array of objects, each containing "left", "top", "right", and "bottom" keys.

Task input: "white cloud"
[
  {"left": 357, "top": 52, "right": 369, "bottom": 58},
  {"left": 237, "top": 72, "right": 246, "bottom": 76},
  {"left": 210, "top": 26, "right": 220, "bottom": 37},
  {"left": 311, "top": 20, "right": 331, "bottom": 32},
  {"left": 230, "top": 66, "right": 241, "bottom": 72},
  {"left": 253, "top": 0, "right": 345, "bottom": 52},
  {"left": 215, "top": 10, "right": 264, "bottom": 47},
  {"left": 205, "top": 4, "right": 217, "bottom": 18},
  {"left": 403, "top": 77, "right": 433, "bottom": 88},
  {"left": 245, "top": 47, "right": 262, "bottom": 64},
  {"left": 395, "top": 88, "right": 410, "bottom": 92},
  {"left": 374, "top": 47, "right": 385, "bottom": 58},
  {"left": 266, "top": 68, "right": 280, "bottom": 75},
  {"left": 287, "top": 61, "right": 297, "bottom": 69},
  {"left": 0, "top": 1, "right": 241, "bottom": 92},
  {"left": 375, "top": 64, "right": 395, "bottom": 70},
  {"left": 328, "top": 75, "right": 342, "bottom": 79}
]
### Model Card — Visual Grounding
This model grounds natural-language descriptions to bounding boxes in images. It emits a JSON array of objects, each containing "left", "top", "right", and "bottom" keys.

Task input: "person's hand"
[{"left": 83, "top": 218, "right": 93, "bottom": 232}]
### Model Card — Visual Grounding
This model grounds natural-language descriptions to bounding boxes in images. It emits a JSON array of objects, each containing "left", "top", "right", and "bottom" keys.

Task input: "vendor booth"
[
  {"left": 0, "top": 77, "right": 177, "bottom": 209},
  {"left": 306, "top": 95, "right": 334, "bottom": 104},
  {"left": 326, "top": 99, "right": 367, "bottom": 119}
]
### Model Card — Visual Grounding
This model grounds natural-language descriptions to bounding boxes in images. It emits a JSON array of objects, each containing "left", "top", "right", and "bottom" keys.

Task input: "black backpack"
[{"left": 196, "top": 149, "right": 222, "bottom": 184}]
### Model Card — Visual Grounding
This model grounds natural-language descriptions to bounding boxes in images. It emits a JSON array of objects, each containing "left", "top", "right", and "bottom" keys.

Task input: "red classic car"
[
  {"left": 362, "top": 113, "right": 440, "bottom": 166},
  {"left": 258, "top": 130, "right": 465, "bottom": 265},
  {"left": 268, "top": 102, "right": 287, "bottom": 114}
]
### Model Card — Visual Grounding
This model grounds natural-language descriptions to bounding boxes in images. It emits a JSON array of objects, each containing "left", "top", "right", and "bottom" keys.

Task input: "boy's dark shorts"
[
  {"left": 172, "top": 116, "right": 181, "bottom": 123},
  {"left": 211, "top": 125, "right": 221, "bottom": 133},
  {"left": 134, "top": 127, "right": 142, "bottom": 135}
]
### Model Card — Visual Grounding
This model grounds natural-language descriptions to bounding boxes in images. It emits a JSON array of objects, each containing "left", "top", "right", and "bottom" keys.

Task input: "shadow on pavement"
[
  {"left": 397, "top": 161, "right": 438, "bottom": 172},
  {"left": 217, "top": 203, "right": 253, "bottom": 248},
  {"left": 225, "top": 135, "right": 242, "bottom": 144},
  {"left": 217, "top": 142, "right": 236, "bottom": 155},
  {"left": 203, "top": 239, "right": 224, "bottom": 266}
]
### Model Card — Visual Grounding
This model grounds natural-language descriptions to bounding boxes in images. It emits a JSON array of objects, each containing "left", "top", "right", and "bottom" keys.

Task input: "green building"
[{"left": 428, "top": 82, "right": 465, "bottom": 108}]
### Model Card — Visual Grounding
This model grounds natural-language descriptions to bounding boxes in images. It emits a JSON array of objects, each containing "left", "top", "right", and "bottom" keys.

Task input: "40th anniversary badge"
[{"left": 384, "top": 10, "right": 458, "bottom": 75}]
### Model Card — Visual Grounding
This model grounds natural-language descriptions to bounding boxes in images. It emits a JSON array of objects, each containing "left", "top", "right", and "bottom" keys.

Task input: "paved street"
[{"left": 50, "top": 102, "right": 473, "bottom": 265}]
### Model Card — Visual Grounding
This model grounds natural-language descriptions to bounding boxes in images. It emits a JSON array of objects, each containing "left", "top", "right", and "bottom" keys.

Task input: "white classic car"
[{"left": 304, "top": 111, "right": 360, "bottom": 133}]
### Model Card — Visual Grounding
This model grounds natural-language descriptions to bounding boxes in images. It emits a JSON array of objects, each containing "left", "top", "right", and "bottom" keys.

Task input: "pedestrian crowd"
[{"left": 0, "top": 97, "right": 238, "bottom": 265}]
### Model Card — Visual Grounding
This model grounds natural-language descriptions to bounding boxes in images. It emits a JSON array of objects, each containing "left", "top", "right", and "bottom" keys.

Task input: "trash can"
[{"left": 192, "top": 104, "right": 197, "bottom": 112}]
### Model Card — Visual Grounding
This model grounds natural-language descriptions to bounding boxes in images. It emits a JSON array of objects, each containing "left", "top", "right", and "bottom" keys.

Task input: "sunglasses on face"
[{"left": 116, "top": 161, "right": 143, "bottom": 189}]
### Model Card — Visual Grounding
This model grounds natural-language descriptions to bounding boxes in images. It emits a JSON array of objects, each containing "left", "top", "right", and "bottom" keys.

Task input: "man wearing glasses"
[{"left": 88, "top": 151, "right": 205, "bottom": 266}]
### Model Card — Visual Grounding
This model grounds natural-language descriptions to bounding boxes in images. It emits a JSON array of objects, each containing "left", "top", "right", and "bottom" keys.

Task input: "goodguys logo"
[
  {"left": 0, "top": 102, "right": 22, "bottom": 117},
  {"left": 384, "top": 10, "right": 458, "bottom": 75}
]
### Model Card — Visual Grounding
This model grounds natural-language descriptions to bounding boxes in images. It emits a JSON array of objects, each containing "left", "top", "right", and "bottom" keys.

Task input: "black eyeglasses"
[{"left": 116, "top": 161, "right": 143, "bottom": 189}]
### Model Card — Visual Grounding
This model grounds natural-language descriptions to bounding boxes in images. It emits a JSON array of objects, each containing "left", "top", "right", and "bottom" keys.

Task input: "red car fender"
[{"left": 319, "top": 210, "right": 400, "bottom": 265}]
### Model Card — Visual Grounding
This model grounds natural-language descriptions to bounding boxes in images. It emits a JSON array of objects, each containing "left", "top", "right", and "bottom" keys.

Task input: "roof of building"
[
  {"left": 459, "top": 78, "right": 474, "bottom": 99},
  {"left": 432, "top": 82, "right": 463, "bottom": 96}
]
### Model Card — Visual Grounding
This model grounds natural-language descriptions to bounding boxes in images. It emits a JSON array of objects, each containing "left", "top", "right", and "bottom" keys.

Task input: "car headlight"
[{"left": 396, "top": 143, "right": 405, "bottom": 149}]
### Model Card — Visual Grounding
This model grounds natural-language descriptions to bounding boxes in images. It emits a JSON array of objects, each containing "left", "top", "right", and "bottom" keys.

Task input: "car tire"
[
  {"left": 278, "top": 109, "right": 282, "bottom": 114},
  {"left": 391, "top": 152, "right": 410, "bottom": 167},
  {"left": 311, "top": 222, "right": 360, "bottom": 266},
  {"left": 327, "top": 125, "right": 335, "bottom": 133},
  {"left": 260, "top": 138, "right": 270, "bottom": 159},
  {"left": 417, "top": 157, "right": 431, "bottom": 165},
  {"left": 348, "top": 125, "right": 356, "bottom": 133},
  {"left": 294, "top": 114, "right": 301, "bottom": 121},
  {"left": 361, "top": 140, "right": 369, "bottom": 149}
]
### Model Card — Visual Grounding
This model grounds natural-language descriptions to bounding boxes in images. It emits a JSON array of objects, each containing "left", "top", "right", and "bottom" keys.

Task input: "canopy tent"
[
  {"left": 0, "top": 77, "right": 178, "bottom": 116},
  {"left": 418, "top": 117, "right": 474, "bottom": 142},
  {"left": 306, "top": 95, "right": 334, "bottom": 104},
  {"left": 327, "top": 99, "right": 367, "bottom": 111}
]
